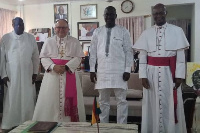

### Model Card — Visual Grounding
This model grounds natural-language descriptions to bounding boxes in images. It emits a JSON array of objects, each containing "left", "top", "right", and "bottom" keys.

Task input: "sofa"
[{"left": 79, "top": 72, "right": 143, "bottom": 123}]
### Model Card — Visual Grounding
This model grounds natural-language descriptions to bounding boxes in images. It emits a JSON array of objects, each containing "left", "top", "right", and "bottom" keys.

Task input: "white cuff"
[
  {"left": 125, "top": 67, "right": 131, "bottom": 73},
  {"left": 49, "top": 64, "right": 55, "bottom": 71},
  {"left": 90, "top": 67, "right": 95, "bottom": 72}
]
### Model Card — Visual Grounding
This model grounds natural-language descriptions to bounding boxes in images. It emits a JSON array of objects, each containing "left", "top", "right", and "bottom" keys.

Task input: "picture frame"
[
  {"left": 80, "top": 4, "right": 97, "bottom": 20},
  {"left": 77, "top": 22, "right": 99, "bottom": 41},
  {"left": 54, "top": 4, "right": 68, "bottom": 23},
  {"left": 186, "top": 62, "right": 200, "bottom": 87},
  {"left": 82, "top": 42, "right": 91, "bottom": 56}
]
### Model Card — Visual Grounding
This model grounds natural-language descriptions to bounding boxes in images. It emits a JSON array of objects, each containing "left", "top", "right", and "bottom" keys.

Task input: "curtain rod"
[{"left": 144, "top": 14, "right": 152, "bottom": 18}]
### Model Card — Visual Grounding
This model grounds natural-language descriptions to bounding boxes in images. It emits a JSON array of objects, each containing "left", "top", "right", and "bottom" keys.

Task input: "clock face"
[{"left": 121, "top": 0, "right": 134, "bottom": 13}]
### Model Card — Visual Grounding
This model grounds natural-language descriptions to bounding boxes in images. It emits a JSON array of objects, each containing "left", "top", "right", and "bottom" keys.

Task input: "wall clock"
[{"left": 121, "top": 0, "right": 134, "bottom": 13}]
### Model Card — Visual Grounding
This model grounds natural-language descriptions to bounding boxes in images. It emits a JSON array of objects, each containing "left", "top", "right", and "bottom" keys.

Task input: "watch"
[{"left": 121, "top": 0, "right": 134, "bottom": 13}]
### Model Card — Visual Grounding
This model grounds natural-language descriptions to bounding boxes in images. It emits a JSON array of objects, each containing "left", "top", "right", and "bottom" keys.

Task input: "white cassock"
[
  {"left": 32, "top": 35, "right": 86, "bottom": 122},
  {"left": 133, "top": 23, "right": 189, "bottom": 133},
  {"left": 90, "top": 25, "right": 133, "bottom": 124},
  {"left": 0, "top": 32, "right": 39, "bottom": 129}
]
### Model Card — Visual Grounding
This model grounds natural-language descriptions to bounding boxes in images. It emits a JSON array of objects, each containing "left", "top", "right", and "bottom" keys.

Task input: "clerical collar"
[
  {"left": 56, "top": 35, "right": 68, "bottom": 41},
  {"left": 155, "top": 22, "right": 167, "bottom": 29}
]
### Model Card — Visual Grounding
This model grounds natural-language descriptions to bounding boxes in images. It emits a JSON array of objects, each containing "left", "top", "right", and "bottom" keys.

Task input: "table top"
[{"left": 10, "top": 121, "right": 138, "bottom": 133}]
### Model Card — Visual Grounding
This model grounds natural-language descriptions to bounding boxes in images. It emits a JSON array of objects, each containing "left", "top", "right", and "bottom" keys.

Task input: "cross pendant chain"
[
  {"left": 156, "top": 38, "right": 162, "bottom": 46},
  {"left": 59, "top": 46, "right": 65, "bottom": 58}
]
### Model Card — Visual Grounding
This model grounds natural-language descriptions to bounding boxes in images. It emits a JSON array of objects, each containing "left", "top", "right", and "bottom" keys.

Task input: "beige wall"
[
  {"left": 1, "top": 0, "right": 200, "bottom": 62},
  {"left": 0, "top": 2, "right": 17, "bottom": 11}
]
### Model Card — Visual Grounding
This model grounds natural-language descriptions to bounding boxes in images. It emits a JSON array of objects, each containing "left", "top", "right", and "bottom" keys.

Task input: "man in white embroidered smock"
[
  {"left": 0, "top": 17, "right": 39, "bottom": 132},
  {"left": 89, "top": 6, "right": 133, "bottom": 124},
  {"left": 132, "top": 3, "right": 189, "bottom": 133},
  {"left": 32, "top": 19, "right": 86, "bottom": 122}
]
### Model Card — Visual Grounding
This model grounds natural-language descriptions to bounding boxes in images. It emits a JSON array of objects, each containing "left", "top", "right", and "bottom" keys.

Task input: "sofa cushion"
[
  {"left": 126, "top": 89, "right": 142, "bottom": 99},
  {"left": 128, "top": 73, "right": 143, "bottom": 90},
  {"left": 81, "top": 75, "right": 99, "bottom": 97}
]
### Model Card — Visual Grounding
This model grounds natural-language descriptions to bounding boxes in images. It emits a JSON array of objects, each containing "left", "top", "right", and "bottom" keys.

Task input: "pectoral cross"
[{"left": 59, "top": 46, "right": 65, "bottom": 58}]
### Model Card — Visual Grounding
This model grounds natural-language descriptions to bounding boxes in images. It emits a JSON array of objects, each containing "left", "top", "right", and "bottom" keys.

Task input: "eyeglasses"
[
  {"left": 152, "top": 11, "right": 166, "bottom": 16},
  {"left": 55, "top": 27, "right": 68, "bottom": 30},
  {"left": 103, "top": 13, "right": 116, "bottom": 17}
]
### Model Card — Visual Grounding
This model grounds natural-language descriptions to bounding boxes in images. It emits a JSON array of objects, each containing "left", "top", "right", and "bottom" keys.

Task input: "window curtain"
[
  {"left": 116, "top": 16, "right": 144, "bottom": 44},
  {"left": 0, "top": 8, "right": 16, "bottom": 39}
]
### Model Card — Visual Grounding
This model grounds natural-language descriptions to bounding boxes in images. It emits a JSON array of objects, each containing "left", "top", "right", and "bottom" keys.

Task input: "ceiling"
[{"left": 0, "top": 0, "right": 121, "bottom": 5}]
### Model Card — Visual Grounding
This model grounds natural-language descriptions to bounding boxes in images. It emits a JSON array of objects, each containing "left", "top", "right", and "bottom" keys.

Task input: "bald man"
[
  {"left": 32, "top": 19, "right": 86, "bottom": 122},
  {"left": 133, "top": 3, "right": 189, "bottom": 133},
  {"left": 0, "top": 17, "right": 39, "bottom": 132},
  {"left": 90, "top": 6, "right": 133, "bottom": 124}
]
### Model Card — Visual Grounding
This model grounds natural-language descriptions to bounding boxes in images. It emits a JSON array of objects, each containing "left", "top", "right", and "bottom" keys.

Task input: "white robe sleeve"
[
  {"left": 32, "top": 37, "right": 40, "bottom": 74},
  {"left": 123, "top": 29, "right": 133, "bottom": 73},
  {"left": 41, "top": 58, "right": 54, "bottom": 71},
  {"left": 0, "top": 39, "right": 7, "bottom": 78},
  {"left": 65, "top": 57, "right": 81, "bottom": 73},
  {"left": 89, "top": 30, "right": 98, "bottom": 72},
  {"left": 139, "top": 50, "right": 147, "bottom": 78},
  {"left": 175, "top": 49, "right": 186, "bottom": 79}
]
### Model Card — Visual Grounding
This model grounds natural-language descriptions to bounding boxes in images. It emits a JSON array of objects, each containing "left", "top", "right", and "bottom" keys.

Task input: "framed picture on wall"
[
  {"left": 54, "top": 4, "right": 68, "bottom": 23},
  {"left": 82, "top": 42, "right": 91, "bottom": 56},
  {"left": 80, "top": 4, "right": 97, "bottom": 20},
  {"left": 77, "top": 22, "right": 99, "bottom": 41}
]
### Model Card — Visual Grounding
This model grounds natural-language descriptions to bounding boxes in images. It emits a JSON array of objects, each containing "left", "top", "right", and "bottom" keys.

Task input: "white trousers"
[{"left": 98, "top": 88, "right": 128, "bottom": 124}]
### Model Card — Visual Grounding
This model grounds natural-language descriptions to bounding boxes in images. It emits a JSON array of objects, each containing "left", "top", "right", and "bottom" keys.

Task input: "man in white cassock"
[
  {"left": 132, "top": 4, "right": 189, "bottom": 133},
  {"left": 0, "top": 17, "right": 39, "bottom": 132},
  {"left": 89, "top": 6, "right": 133, "bottom": 124},
  {"left": 32, "top": 19, "right": 86, "bottom": 122}
]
